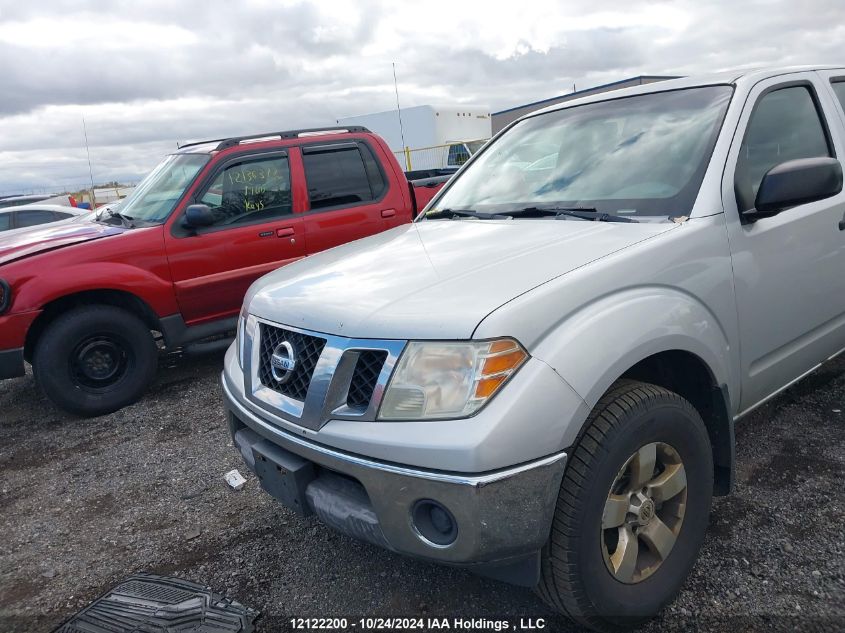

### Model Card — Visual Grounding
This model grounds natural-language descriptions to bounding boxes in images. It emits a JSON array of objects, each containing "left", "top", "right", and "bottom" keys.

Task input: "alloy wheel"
[{"left": 601, "top": 441, "right": 688, "bottom": 584}]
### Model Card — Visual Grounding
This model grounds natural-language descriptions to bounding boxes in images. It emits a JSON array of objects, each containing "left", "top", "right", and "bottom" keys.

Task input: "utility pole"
[
  {"left": 82, "top": 116, "right": 96, "bottom": 208},
  {"left": 392, "top": 62, "right": 410, "bottom": 171}
]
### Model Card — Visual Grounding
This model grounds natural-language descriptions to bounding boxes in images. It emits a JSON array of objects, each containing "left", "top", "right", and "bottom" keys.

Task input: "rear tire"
[
  {"left": 536, "top": 380, "right": 713, "bottom": 632},
  {"left": 33, "top": 305, "right": 158, "bottom": 416}
]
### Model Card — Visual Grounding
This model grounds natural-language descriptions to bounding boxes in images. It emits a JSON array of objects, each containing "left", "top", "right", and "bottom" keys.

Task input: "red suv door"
[
  {"left": 299, "top": 139, "right": 406, "bottom": 254},
  {"left": 164, "top": 150, "right": 307, "bottom": 324}
]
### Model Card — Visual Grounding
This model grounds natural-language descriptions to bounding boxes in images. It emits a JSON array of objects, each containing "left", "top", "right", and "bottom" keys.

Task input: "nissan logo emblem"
[{"left": 270, "top": 341, "right": 296, "bottom": 384}]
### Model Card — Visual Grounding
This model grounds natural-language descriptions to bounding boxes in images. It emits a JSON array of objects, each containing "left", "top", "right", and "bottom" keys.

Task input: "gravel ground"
[{"left": 1, "top": 350, "right": 844, "bottom": 633}]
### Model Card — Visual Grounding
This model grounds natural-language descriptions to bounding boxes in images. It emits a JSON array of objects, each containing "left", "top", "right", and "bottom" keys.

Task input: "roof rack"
[{"left": 178, "top": 126, "right": 371, "bottom": 151}]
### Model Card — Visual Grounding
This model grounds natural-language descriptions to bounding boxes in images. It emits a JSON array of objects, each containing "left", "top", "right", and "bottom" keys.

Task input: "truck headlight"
[
  {"left": 378, "top": 339, "right": 528, "bottom": 420},
  {"left": 0, "top": 279, "right": 9, "bottom": 314}
]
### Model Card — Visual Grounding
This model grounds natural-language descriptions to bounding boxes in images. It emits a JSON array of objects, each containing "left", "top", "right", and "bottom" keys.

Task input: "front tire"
[
  {"left": 536, "top": 380, "right": 713, "bottom": 632},
  {"left": 33, "top": 305, "right": 158, "bottom": 416}
]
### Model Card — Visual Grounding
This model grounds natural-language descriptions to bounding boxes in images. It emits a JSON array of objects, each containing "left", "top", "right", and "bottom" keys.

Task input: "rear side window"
[
  {"left": 448, "top": 143, "right": 471, "bottom": 166},
  {"left": 15, "top": 209, "right": 57, "bottom": 228},
  {"left": 198, "top": 155, "right": 292, "bottom": 227},
  {"left": 303, "top": 143, "right": 385, "bottom": 210},
  {"left": 831, "top": 81, "right": 845, "bottom": 112},
  {"left": 0, "top": 213, "right": 10, "bottom": 231},
  {"left": 735, "top": 85, "right": 832, "bottom": 211},
  {"left": 359, "top": 143, "right": 387, "bottom": 199}
]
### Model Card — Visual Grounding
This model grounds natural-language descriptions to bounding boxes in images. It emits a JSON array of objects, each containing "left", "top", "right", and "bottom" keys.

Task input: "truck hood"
[
  {"left": 0, "top": 219, "right": 127, "bottom": 266},
  {"left": 249, "top": 219, "right": 678, "bottom": 340}
]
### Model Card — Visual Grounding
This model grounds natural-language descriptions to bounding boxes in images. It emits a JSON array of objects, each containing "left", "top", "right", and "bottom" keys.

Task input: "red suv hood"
[{"left": 0, "top": 220, "right": 128, "bottom": 266}]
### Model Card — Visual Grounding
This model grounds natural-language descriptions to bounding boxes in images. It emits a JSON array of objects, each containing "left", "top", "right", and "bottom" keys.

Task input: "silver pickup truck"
[{"left": 221, "top": 66, "right": 845, "bottom": 630}]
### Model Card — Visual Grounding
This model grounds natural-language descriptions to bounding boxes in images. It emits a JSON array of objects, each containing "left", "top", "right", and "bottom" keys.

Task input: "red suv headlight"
[{"left": 0, "top": 279, "right": 10, "bottom": 314}]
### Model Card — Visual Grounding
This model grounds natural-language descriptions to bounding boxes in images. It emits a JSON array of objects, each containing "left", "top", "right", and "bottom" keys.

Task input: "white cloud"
[
  {"left": 0, "top": 0, "right": 843, "bottom": 193},
  {"left": 0, "top": 16, "right": 198, "bottom": 49}
]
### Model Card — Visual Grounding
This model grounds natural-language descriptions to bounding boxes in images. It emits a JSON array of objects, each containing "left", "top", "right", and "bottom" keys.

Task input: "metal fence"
[{"left": 392, "top": 143, "right": 472, "bottom": 172}]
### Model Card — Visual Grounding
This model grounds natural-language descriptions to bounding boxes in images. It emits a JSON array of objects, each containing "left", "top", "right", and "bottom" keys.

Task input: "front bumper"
[
  {"left": 222, "top": 375, "right": 567, "bottom": 586},
  {"left": 0, "top": 347, "right": 25, "bottom": 379},
  {"left": 0, "top": 310, "right": 40, "bottom": 379}
]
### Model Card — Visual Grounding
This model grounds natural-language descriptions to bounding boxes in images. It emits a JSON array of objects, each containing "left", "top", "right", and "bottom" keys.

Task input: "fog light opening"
[{"left": 411, "top": 500, "right": 458, "bottom": 547}]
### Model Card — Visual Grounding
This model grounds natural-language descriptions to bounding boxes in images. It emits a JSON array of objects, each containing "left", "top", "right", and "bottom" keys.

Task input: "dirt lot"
[{"left": 1, "top": 350, "right": 844, "bottom": 633}]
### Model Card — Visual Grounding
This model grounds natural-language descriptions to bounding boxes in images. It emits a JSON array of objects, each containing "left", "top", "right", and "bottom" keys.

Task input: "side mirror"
[
  {"left": 184, "top": 203, "right": 215, "bottom": 228},
  {"left": 745, "top": 157, "right": 843, "bottom": 221}
]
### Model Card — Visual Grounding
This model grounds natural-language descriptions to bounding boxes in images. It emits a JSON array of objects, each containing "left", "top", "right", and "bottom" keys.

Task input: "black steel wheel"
[
  {"left": 33, "top": 305, "right": 158, "bottom": 416},
  {"left": 69, "top": 334, "right": 133, "bottom": 390}
]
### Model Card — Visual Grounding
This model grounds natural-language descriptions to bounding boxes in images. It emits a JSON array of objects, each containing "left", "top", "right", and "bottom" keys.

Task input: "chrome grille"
[
  {"left": 258, "top": 323, "right": 326, "bottom": 401},
  {"left": 347, "top": 351, "right": 388, "bottom": 410},
  {"left": 245, "top": 317, "right": 406, "bottom": 430}
]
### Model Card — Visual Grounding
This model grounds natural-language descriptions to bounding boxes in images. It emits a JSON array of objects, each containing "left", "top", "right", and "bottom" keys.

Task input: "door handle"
[
  {"left": 840, "top": 212, "right": 845, "bottom": 231},
  {"left": 276, "top": 227, "right": 295, "bottom": 238},
  {"left": 381, "top": 209, "right": 396, "bottom": 218}
]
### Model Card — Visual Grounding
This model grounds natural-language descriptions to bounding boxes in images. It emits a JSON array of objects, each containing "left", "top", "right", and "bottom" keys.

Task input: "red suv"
[{"left": 0, "top": 127, "right": 444, "bottom": 416}]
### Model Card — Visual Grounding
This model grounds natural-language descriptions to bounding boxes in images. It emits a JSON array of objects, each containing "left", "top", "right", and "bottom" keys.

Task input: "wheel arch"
[
  {"left": 24, "top": 289, "right": 161, "bottom": 362},
  {"left": 556, "top": 349, "right": 735, "bottom": 497},
  {"left": 617, "top": 350, "right": 734, "bottom": 496},
  {"left": 521, "top": 287, "right": 737, "bottom": 495}
]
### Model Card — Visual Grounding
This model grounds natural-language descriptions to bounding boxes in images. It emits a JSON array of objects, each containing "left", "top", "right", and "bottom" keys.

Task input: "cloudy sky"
[{"left": 0, "top": 0, "right": 843, "bottom": 194}]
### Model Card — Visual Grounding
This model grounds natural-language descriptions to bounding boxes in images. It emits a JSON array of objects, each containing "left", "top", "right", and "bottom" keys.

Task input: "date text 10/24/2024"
[{"left": 288, "top": 617, "right": 547, "bottom": 631}]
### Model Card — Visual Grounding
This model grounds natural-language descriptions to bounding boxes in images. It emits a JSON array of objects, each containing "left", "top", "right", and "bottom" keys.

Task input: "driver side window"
[
  {"left": 199, "top": 155, "right": 292, "bottom": 226},
  {"left": 735, "top": 85, "right": 832, "bottom": 212}
]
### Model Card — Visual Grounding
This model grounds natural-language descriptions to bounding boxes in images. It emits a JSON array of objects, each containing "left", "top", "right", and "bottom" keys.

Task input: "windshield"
[
  {"left": 430, "top": 86, "right": 732, "bottom": 217},
  {"left": 114, "top": 153, "right": 208, "bottom": 223}
]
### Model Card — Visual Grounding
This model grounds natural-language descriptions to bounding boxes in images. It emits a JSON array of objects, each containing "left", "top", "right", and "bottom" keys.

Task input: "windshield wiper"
[
  {"left": 425, "top": 206, "right": 639, "bottom": 223},
  {"left": 511, "top": 206, "right": 639, "bottom": 223},
  {"left": 424, "top": 208, "right": 509, "bottom": 220}
]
